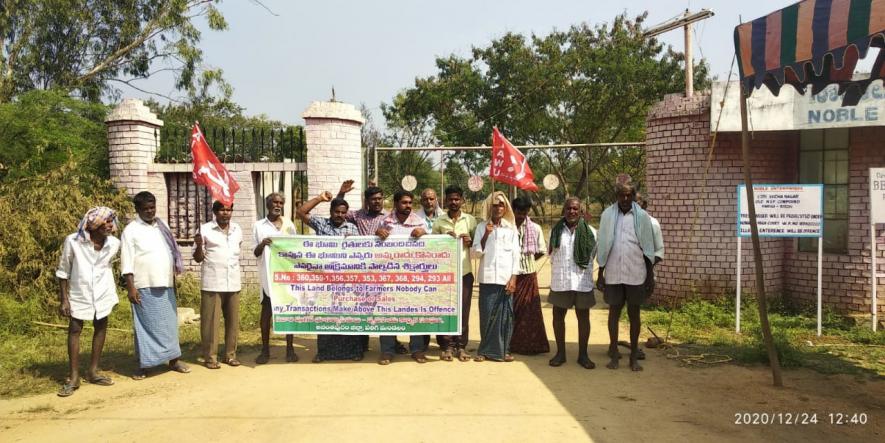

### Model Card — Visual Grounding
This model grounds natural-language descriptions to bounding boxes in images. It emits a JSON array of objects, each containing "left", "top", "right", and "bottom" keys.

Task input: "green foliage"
[
  {"left": 380, "top": 12, "right": 710, "bottom": 204},
  {"left": 0, "top": 89, "right": 109, "bottom": 179},
  {"left": 644, "top": 297, "right": 885, "bottom": 376},
  {"left": 0, "top": 161, "right": 133, "bottom": 325},
  {"left": 0, "top": 0, "right": 228, "bottom": 102}
]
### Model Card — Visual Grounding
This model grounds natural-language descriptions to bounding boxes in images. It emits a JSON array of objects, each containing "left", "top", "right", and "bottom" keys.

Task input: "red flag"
[
  {"left": 490, "top": 127, "right": 538, "bottom": 192},
  {"left": 191, "top": 123, "right": 240, "bottom": 206}
]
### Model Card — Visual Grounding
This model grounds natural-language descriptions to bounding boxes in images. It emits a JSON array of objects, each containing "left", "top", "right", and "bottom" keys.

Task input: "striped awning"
[{"left": 734, "top": 0, "right": 885, "bottom": 105}]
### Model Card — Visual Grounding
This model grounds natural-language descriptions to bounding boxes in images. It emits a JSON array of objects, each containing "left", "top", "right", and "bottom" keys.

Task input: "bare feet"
[
  {"left": 630, "top": 353, "right": 643, "bottom": 372},
  {"left": 255, "top": 350, "right": 270, "bottom": 365},
  {"left": 606, "top": 349, "right": 621, "bottom": 369},
  {"left": 286, "top": 348, "right": 298, "bottom": 363}
]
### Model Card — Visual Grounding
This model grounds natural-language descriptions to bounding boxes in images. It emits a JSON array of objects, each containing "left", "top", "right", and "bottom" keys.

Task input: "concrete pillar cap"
[
  {"left": 105, "top": 98, "right": 164, "bottom": 127},
  {"left": 301, "top": 101, "right": 365, "bottom": 125}
]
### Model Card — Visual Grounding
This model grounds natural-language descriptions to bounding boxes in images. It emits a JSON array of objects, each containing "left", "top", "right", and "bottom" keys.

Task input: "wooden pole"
[
  {"left": 684, "top": 11, "right": 694, "bottom": 98},
  {"left": 739, "top": 84, "right": 783, "bottom": 387}
]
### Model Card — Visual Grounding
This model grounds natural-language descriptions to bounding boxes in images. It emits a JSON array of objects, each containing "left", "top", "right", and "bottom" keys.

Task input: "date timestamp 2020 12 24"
[{"left": 734, "top": 412, "right": 869, "bottom": 425}]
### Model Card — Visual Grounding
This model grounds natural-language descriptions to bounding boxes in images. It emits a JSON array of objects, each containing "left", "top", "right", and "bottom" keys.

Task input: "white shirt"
[
  {"left": 253, "top": 217, "right": 298, "bottom": 297},
  {"left": 121, "top": 218, "right": 174, "bottom": 289},
  {"left": 199, "top": 220, "right": 243, "bottom": 292},
  {"left": 471, "top": 220, "right": 520, "bottom": 285},
  {"left": 56, "top": 234, "right": 121, "bottom": 321},
  {"left": 549, "top": 226, "right": 594, "bottom": 292},
  {"left": 417, "top": 206, "right": 443, "bottom": 230},
  {"left": 650, "top": 215, "right": 665, "bottom": 260},
  {"left": 605, "top": 209, "right": 647, "bottom": 285}
]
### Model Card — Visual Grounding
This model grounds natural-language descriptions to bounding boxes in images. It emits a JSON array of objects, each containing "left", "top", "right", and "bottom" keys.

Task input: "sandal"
[
  {"left": 503, "top": 354, "right": 515, "bottom": 362},
  {"left": 440, "top": 348, "right": 454, "bottom": 362},
  {"left": 378, "top": 352, "right": 394, "bottom": 365},
  {"left": 87, "top": 374, "right": 115, "bottom": 386},
  {"left": 395, "top": 342, "right": 409, "bottom": 355},
  {"left": 57, "top": 381, "right": 80, "bottom": 397},
  {"left": 577, "top": 356, "right": 596, "bottom": 369},
  {"left": 132, "top": 370, "right": 147, "bottom": 380},
  {"left": 548, "top": 354, "right": 566, "bottom": 367},
  {"left": 169, "top": 361, "right": 191, "bottom": 373},
  {"left": 473, "top": 355, "right": 487, "bottom": 362},
  {"left": 411, "top": 351, "right": 428, "bottom": 364},
  {"left": 255, "top": 352, "right": 270, "bottom": 365},
  {"left": 204, "top": 361, "right": 221, "bottom": 370},
  {"left": 224, "top": 358, "right": 241, "bottom": 367},
  {"left": 455, "top": 349, "right": 471, "bottom": 362}
]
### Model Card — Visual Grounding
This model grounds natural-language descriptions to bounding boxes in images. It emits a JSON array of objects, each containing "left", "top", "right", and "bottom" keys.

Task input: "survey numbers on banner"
[{"left": 265, "top": 235, "right": 461, "bottom": 335}]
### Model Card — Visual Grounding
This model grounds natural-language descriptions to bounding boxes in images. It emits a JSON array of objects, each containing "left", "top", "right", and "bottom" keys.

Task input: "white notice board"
[
  {"left": 737, "top": 184, "right": 824, "bottom": 238},
  {"left": 871, "top": 168, "right": 885, "bottom": 224}
]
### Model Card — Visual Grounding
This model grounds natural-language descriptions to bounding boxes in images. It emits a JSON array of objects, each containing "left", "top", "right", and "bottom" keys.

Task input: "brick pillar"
[
  {"left": 105, "top": 99, "right": 167, "bottom": 220},
  {"left": 302, "top": 101, "right": 365, "bottom": 214}
]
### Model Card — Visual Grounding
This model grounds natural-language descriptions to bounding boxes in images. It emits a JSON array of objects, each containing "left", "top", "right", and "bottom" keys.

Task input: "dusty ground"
[{"left": 1, "top": 268, "right": 882, "bottom": 442}]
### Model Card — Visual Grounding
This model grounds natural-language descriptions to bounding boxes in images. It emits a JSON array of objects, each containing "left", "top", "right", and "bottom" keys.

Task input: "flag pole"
[
  {"left": 739, "top": 84, "right": 783, "bottom": 387},
  {"left": 194, "top": 121, "right": 201, "bottom": 236}
]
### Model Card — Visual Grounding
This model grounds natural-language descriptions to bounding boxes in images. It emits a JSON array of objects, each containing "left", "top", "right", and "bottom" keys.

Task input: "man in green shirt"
[{"left": 431, "top": 185, "right": 478, "bottom": 362}]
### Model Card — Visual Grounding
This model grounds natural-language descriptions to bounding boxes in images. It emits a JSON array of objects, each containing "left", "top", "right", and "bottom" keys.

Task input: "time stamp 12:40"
[{"left": 734, "top": 412, "right": 869, "bottom": 425}]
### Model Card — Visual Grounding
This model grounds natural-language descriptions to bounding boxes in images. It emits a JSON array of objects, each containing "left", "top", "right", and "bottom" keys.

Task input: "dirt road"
[
  {"left": 1, "top": 304, "right": 882, "bottom": 442},
  {"left": 2, "top": 263, "right": 883, "bottom": 442}
]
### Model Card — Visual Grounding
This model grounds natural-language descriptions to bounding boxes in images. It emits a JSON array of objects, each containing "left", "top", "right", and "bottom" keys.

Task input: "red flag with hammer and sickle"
[
  {"left": 490, "top": 127, "right": 538, "bottom": 192},
  {"left": 191, "top": 123, "right": 239, "bottom": 206}
]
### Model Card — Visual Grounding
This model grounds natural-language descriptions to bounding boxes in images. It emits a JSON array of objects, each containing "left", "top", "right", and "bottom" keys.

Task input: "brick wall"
[{"left": 645, "top": 92, "right": 885, "bottom": 316}]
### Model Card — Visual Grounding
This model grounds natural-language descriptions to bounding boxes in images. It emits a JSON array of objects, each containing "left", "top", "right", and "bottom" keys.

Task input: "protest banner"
[{"left": 265, "top": 235, "right": 461, "bottom": 335}]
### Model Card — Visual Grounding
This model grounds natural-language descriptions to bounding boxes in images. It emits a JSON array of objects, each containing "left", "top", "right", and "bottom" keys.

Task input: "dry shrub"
[{"left": 0, "top": 162, "right": 132, "bottom": 334}]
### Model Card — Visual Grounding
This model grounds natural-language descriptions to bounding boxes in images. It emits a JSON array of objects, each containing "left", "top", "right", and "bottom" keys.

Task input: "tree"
[
  {"left": 0, "top": 89, "right": 109, "bottom": 179},
  {"left": 0, "top": 0, "right": 228, "bottom": 102},
  {"left": 381, "top": 13, "right": 709, "bottom": 203}
]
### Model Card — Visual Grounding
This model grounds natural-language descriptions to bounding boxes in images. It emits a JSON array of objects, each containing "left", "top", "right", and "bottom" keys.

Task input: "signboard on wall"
[
  {"left": 736, "top": 184, "right": 823, "bottom": 238},
  {"left": 711, "top": 80, "right": 885, "bottom": 132},
  {"left": 872, "top": 168, "right": 885, "bottom": 224}
]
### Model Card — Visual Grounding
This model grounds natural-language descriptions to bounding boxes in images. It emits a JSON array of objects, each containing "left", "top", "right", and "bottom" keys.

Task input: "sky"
[{"left": 123, "top": 0, "right": 805, "bottom": 126}]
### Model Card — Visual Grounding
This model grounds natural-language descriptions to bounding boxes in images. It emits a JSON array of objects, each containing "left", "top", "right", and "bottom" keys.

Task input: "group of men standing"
[{"left": 54, "top": 176, "right": 662, "bottom": 396}]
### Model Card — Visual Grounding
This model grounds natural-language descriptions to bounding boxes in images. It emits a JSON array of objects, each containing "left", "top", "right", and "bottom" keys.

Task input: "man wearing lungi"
[
  {"left": 596, "top": 178, "right": 658, "bottom": 372},
  {"left": 122, "top": 191, "right": 190, "bottom": 379},
  {"left": 509, "top": 196, "right": 549, "bottom": 355},
  {"left": 471, "top": 192, "right": 520, "bottom": 362},
  {"left": 295, "top": 191, "right": 364, "bottom": 363},
  {"left": 56, "top": 206, "right": 121, "bottom": 396},
  {"left": 254, "top": 192, "right": 299, "bottom": 364}
]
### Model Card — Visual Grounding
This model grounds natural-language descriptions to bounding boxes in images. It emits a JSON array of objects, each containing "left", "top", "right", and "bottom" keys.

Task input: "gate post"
[
  {"left": 105, "top": 99, "right": 167, "bottom": 220},
  {"left": 302, "top": 101, "right": 365, "bottom": 214}
]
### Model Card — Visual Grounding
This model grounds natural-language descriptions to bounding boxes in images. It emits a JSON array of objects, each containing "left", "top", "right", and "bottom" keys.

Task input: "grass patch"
[
  {"left": 0, "top": 274, "right": 264, "bottom": 398},
  {"left": 644, "top": 296, "right": 885, "bottom": 377}
]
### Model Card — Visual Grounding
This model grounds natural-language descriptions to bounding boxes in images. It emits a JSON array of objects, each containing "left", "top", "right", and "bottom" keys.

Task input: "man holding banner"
[
  {"left": 254, "top": 192, "right": 299, "bottom": 364},
  {"left": 295, "top": 190, "right": 364, "bottom": 362},
  {"left": 375, "top": 190, "right": 429, "bottom": 364}
]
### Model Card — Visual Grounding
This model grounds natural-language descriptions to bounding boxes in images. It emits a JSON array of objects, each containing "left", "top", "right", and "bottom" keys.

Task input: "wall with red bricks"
[{"left": 645, "top": 92, "right": 885, "bottom": 317}]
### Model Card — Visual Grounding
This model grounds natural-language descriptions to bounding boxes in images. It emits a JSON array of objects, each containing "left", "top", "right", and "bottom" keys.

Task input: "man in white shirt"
[
  {"left": 417, "top": 188, "right": 443, "bottom": 230},
  {"left": 253, "top": 192, "right": 299, "bottom": 364},
  {"left": 596, "top": 180, "right": 657, "bottom": 372},
  {"left": 122, "top": 191, "right": 189, "bottom": 379},
  {"left": 471, "top": 192, "right": 520, "bottom": 362},
  {"left": 547, "top": 197, "right": 597, "bottom": 369},
  {"left": 194, "top": 201, "right": 242, "bottom": 369},
  {"left": 56, "top": 206, "right": 121, "bottom": 397}
]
